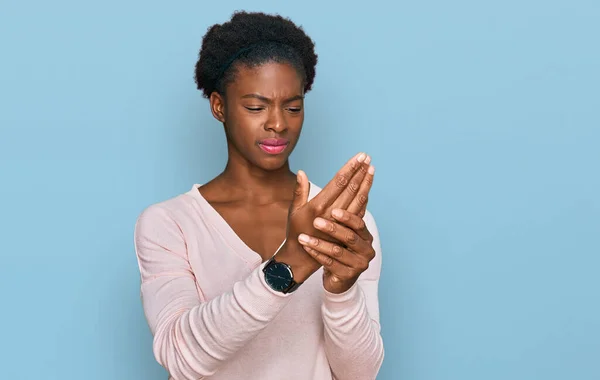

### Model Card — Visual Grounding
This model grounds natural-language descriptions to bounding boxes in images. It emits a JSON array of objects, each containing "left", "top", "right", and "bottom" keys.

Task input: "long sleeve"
[
  {"left": 321, "top": 210, "right": 385, "bottom": 380},
  {"left": 133, "top": 205, "right": 292, "bottom": 380}
]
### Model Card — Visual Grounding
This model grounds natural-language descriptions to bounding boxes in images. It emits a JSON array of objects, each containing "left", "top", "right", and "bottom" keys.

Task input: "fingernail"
[
  {"left": 368, "top": 165, "right": 375, "bottom": 175},
  {"left": 364, "top": 155, "right": 371, "bottom": 165},
  {"left": 314, "top": 218, "right": 327, "bottom": 228},
  {"left": 298, "top": 233, "right": 310, "bottom": 243},
  {"left": 357, "top": 153, "right": 366, "bottom": 162},
  {"left": 332, "top": 209, "right": 344, "bottom": 218}
]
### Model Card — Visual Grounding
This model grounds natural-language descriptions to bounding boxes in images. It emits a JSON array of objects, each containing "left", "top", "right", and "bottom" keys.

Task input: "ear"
[{"left": 209, "top": 92, "right": 226, "bottom": 123}]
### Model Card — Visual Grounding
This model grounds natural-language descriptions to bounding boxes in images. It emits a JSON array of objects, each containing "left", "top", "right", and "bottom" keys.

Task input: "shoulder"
[{"left": 134, "top": 185, "right": 202, "bottom": 238}]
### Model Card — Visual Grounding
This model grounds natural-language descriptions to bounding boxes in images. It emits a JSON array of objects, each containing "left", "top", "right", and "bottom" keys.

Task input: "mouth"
[{"left": 258, "top": 138, "right": 290, "bottom": 155}]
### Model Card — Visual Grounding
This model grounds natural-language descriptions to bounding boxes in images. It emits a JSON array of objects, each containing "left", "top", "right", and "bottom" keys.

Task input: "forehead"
[{"left": 227, "top": 61, "right": 304, "bottom": 98}]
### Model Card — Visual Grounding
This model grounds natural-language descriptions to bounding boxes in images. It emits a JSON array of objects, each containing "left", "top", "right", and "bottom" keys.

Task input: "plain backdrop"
[{"left": 1, "top": 1, "right": 599, "bottom": 379}]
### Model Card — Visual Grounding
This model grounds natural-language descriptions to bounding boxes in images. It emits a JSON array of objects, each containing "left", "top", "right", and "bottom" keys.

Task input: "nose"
[{"left": 264, "top": 107, "right": 287, "bottom": 133}]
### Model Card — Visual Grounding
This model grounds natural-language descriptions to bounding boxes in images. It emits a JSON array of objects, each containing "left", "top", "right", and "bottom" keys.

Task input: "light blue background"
[{"left": 1, "top": 1, "right": 599, "bottom": 379}]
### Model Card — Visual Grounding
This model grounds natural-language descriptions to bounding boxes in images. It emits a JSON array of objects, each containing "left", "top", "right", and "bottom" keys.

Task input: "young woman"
[{"left": 134, "top": 11, "right": 384, "bottom": 380}]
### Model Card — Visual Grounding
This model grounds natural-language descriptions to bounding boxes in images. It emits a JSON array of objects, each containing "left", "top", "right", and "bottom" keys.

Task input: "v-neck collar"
[{"left": 186, "top": 181, "right": 318, "bottom": 267}]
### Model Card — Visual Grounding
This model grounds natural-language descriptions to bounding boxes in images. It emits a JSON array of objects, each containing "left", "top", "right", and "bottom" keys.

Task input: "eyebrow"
[{"left": 240, "top": 94, "right": 304, "bottom": 103}]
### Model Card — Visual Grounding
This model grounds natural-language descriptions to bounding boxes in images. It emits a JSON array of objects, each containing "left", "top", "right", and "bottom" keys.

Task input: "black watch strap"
[{"left": 285, "top": 280, "right": 301, "bottom": 294}]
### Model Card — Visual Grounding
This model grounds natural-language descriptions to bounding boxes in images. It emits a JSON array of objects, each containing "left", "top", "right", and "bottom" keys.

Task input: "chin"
[{"left": 257, "top": 155, "right": 290, "bottom": 171}]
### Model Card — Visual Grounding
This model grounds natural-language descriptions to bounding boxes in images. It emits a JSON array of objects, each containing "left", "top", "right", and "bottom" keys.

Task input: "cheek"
[
  {"left": 286, "top": 111, "right": 304, "bottom": 130},
  {"left": 227, "top": 109, "right": 263, "bottom": 134},
  {"left": 225, "top": 115, "right": 264, "bottom": 152}
]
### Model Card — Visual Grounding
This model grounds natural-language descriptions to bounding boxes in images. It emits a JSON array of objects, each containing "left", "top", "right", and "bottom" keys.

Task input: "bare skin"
[
  {"left": 199, "top": 180, "right": 294, "bottom": 262},
  {"left": 199, "top": 61, "right": 375, "bottom": 292},
  {"left": 199, "top": 61, "right": 307, "bottom": 261}
]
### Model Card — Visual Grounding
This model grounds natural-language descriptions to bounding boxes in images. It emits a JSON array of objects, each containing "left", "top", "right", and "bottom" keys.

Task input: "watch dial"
[{"left": 265, "top": 262, "right": 292, "bottom": 292}]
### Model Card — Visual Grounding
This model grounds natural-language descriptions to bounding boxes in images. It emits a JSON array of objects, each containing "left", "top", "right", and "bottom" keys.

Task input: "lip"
[
  {"left": 258, "top": 138, "right": 289, "bottom": 155},
  {"left": 259, "top": 138, "right": 289, "bottom": 146}
]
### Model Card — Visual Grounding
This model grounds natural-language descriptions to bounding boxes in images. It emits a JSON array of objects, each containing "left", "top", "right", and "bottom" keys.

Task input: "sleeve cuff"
[
  {"left": 322, "top": 282, "right": 363, "bottom": 314},
  {"left": 232, "top": 262, "right": 293, "bottom": 321}
]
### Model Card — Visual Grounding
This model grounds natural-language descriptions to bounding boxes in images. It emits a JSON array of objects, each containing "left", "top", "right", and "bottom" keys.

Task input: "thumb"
[{"left": 290, "top": 170, "right": 310, "bottom": 214}]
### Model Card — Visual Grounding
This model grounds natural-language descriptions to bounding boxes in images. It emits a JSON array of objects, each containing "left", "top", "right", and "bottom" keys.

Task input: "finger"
[
  {"left": 310, "top": 152, "right": 366, "bottom": 210},
  {"left": 330, "top": 156, "right": 371, "bottom": 211},
  {"left": 302, "top": 245, "right": 356, "bottom": 279},
  {"left": 298, "top": 233, "right": 361, "bottom": 267},
  {"left": 347, "top": 164, "right": 375, "bottom": 215},
  {"left": 289, "top": 170, "right": 310, "bottom": 214},
  {"left": 356, "top": 203, "right": 367, "bottom": 219},
  {"left": 331, "top": 208, "right": 372, "bottom": 242},
  {"left": 313, "top": 217, "right": 372, "bottom": 254}
]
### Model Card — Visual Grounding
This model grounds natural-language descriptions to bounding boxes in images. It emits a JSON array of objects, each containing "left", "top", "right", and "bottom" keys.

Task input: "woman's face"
[{"left": 210, "top": 61, "right": 305, "bottom": 171}]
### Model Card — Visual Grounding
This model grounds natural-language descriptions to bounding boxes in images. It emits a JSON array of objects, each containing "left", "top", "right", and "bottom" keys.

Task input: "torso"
[
  {"left": 198, "top": 177, "right": 295, "bottom": 261},
  {"left": 159, "top": 182, "right": 332, "bottom": 379}
]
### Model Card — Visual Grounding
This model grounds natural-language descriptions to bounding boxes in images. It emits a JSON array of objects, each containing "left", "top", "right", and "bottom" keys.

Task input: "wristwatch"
[{"left": 262, "top": 256, "right": 302, "bottom": 294}]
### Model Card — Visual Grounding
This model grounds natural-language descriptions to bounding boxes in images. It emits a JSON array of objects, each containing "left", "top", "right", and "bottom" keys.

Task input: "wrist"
[
  {"left": 275, "top": 241, "right": 319, "bottom": 283},
  {"left": 324, "top": 278, "right": 357, "bottom": 294}
]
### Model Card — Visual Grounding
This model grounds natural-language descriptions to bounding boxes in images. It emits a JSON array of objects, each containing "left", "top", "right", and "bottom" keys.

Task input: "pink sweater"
[{"left": 134, "top": 182, "right": 384, "bottom": 380}]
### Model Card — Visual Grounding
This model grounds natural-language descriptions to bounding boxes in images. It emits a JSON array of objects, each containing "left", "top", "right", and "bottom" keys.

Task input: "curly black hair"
[{"left": 194, "top": 11, "right": 318, "bottom": 98}]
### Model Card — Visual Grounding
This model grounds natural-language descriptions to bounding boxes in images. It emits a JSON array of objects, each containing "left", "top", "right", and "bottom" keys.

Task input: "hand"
[
  {"left": 327, "top": 154, "right": 372, "bottom": 218},
  {"left": 305, "top": 154, "right": 372, "bottom": 245},
  {"left": 297, "top": 165, "right": 376, "bottom": 294},
  {"left": 276, "top": 152, "right": 369, "bottom": 283}
]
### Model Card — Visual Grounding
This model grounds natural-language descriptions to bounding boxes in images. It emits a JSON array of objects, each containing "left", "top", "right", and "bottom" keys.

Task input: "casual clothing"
[{"left": 134, "top": 182, "right": 384, "bottom": 379}]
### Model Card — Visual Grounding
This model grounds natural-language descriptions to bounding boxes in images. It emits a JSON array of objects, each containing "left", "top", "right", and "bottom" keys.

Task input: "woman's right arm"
[{"left": 134, "top": 205, "right": 293, "bottom": 380}]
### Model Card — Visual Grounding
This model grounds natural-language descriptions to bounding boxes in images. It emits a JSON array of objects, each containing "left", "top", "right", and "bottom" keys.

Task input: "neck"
[{"left": 216, "top": 146, "right": 297, "bottom": 201}]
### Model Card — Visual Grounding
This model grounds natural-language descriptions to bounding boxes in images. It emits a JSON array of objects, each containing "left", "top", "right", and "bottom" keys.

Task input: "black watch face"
[{"left": 264, "top": 262, "right": 293, "bottom": 292}]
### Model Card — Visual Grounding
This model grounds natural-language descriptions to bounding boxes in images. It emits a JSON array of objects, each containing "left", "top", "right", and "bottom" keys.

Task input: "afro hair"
[{"left": 194, "top": 11, "right": 318, "bottom": 98}]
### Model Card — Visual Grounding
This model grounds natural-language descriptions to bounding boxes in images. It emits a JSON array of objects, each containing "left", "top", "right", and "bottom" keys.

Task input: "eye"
[
  {"left": 287, "top": 107, "right": 302, "bottom": 113},
  {"left": 245, "top": 106, "right": 264, "bottom": 112}
]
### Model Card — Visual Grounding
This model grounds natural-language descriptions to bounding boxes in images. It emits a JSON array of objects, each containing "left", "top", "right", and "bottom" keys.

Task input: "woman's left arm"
[{"left": 298, "top": 209, "right": 385, "bottom": 380}]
